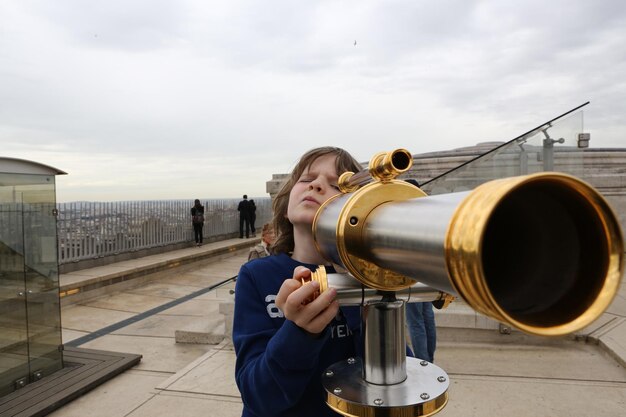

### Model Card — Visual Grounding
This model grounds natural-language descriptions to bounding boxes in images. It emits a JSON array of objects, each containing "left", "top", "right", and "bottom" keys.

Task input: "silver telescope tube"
[
  {"left": 361, "top": 191, "right": 476, "bottom": 295},
  {"left": 313, "top": 172, "right": 624, "bottom": 337}
]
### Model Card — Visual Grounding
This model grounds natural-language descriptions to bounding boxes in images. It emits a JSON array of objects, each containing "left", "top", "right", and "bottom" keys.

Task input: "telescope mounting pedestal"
[
  {"left": 322, "top": 297, "right": 449, "bottom": 417},
  {"left": 323, "top": 357, "right": 449, "bottom": 417}
]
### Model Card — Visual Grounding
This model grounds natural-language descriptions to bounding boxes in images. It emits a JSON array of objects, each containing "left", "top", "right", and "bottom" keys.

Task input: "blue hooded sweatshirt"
[{"left": 233, "top": 253, "right": 362, "bottom": 417}]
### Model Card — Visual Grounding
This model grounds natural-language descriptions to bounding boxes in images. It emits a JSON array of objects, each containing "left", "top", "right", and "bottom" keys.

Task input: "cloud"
[
  {"left": 1, "top": 0, "right": 625, "bottom": 201},
  {"left": 17, "top": 0, "right": 189, "bottom": 51}
]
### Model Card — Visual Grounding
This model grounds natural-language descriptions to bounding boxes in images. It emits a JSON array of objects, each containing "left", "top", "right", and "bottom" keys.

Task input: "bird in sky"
[{"left": 354, "top": 40, "right": 357, "bottom": 46}]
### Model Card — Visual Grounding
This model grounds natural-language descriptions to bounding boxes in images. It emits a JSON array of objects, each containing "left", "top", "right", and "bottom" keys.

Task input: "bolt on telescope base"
[{"left": 323, "top": 357, "right": 449, "bottom": 417}]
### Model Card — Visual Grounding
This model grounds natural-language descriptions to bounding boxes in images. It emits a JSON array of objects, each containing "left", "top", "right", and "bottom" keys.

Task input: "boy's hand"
[{"left": 275, "top": 266, "right": 339, "bottom": 335}]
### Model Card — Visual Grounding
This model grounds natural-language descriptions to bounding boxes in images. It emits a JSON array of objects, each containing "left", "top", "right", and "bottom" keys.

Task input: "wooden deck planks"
[{"left": 0, "top": 346, "right": 141, "bottom": 417}]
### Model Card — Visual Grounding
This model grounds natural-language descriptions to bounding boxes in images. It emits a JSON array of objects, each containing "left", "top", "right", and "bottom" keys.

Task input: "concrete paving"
[{"left": 49, "top": 239, "right": 626, "bottom": 417}]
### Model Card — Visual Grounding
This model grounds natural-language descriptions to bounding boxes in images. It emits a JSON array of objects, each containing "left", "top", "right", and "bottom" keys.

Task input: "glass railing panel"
[
  {"left": 0, "top": 184, "right": 30, "bottom": 396},
  {"left": 0, "top": 173, "right": 63, "bottom": 395},
  {"left": 420, "top": 107, "right": 586, "bottom": 195},
  {"left": 21, "top": 177, "right": 63, "bottom": 381},
  {"left": 577, "top": 147, "right": 626, "bottom": 243}
]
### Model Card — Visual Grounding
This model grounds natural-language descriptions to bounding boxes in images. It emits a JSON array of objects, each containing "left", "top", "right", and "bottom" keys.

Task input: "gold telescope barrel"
[{"left": 313, "top": 172, "right": 624, "bottom": 337}]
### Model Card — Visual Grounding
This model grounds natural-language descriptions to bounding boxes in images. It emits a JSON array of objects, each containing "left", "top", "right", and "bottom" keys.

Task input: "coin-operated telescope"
[{"left": 307, "top": 149, "right": 624, "bottom": 417}]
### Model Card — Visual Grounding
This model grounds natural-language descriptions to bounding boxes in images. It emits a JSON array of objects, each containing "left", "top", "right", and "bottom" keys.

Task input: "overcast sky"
[{"left": 1, "top": 0, "right": 625, "bottom": 202}]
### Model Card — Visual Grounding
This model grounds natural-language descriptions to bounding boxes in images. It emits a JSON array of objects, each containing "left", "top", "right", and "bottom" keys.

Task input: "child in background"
[
  {"left": 233, "top": 147, "right": 363, "bottom": 417},
  {"left": 247, "top": 223, "right": 276, "bottom": 260}
]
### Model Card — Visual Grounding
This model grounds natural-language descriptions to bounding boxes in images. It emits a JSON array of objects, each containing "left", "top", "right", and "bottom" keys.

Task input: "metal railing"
[{"left": 56, "top": 198, "right": 272, "bottom": 264}]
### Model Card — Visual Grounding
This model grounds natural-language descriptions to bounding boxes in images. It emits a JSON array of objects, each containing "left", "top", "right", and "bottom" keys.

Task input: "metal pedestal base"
[{"left": 322, "top": 357, "right": 449, "bottom": 417}]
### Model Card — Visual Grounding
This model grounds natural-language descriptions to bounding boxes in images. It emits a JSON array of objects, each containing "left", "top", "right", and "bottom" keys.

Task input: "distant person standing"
[
  {"left": 191, "top": 199, "right": 205, "bottom": 247},
  {"left": 249, "top": 199, "right": 257, "bottom": 237},
  {"left": 238, "top": 194, "right": 251, "bottom": 238}
]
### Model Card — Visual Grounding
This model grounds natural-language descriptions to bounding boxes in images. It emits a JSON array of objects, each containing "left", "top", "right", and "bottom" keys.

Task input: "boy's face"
[{"left": 287, "top": 154, "right": 341, "bottom": 228}]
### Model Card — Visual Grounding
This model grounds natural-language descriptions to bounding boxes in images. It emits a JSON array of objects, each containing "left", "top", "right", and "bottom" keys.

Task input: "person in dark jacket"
[
  {"left": 238, "top": 195, "right": 251, "bottom": 238},
  {"left": 233, "top": 147, "right": 363, "bottom": 417},
  {"left": 190, "top": 199, "right": 205, "bottom": 247}
]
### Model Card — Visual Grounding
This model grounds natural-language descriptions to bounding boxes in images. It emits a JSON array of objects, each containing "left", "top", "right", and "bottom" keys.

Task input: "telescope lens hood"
[{"left": 446, "top": 172, "right": 624, "bottom": 336}]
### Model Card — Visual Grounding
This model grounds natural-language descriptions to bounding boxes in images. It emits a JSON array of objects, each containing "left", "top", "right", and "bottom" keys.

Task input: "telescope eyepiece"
[{"left": 369, "top": 149, "right": 413, "bottom": 181}]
